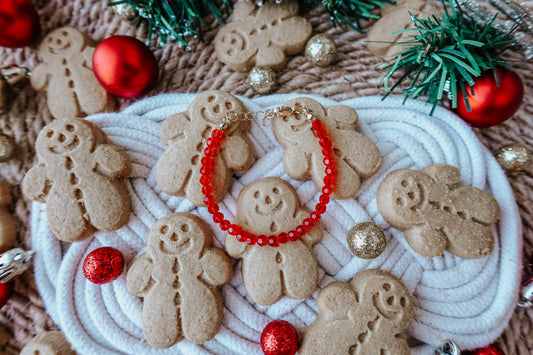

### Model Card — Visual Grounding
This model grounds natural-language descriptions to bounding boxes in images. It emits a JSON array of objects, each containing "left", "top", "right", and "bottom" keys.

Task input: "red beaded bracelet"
[{"left": 199, "top": 106, "right": 336, "bottom": 247}]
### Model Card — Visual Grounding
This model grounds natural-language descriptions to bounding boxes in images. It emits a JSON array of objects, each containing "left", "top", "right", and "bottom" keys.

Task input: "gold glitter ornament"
[
  {"left": 305, "top": 34, "right": 337, "bottom": 67},
  {"left": 495, "top": 143, "right": 531, "bottom": 173},
  {"left": 0, "top": 134, "right": 15, "bottom": 162},
  {"left": 346, "top": 222, "right": 386, "bottom": 259},
  {"left": 111, "top": 3, "right": 139, "bottom": 21},
  {"left": 248, "top": 66, "right": 278, "bottom": 95}
]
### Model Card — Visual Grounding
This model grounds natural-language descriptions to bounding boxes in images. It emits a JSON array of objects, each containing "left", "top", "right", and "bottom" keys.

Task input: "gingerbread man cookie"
[
  {"left": 300, "top": 269, "right": 414, "bottom": 355},
  {"left": 0, "top": 179, "right": 16, "bottom": 253},
  {"left": 225, "top": 177, "right": 323, "bottom": 306},
  {"left": 126, "top": 213, "right": 232, "bottom": 348},
  {"left": 22, "top": 118, "right": 131, "bottom": 242},
  {"left": 20, "top": 330, "right": 76, "bottom": 355},
  {"left": 272, "top": 97, "right": 382, "bottom": 199},
  {"left": 377, "top": 164, "right": 501, "bottom": 258},
  {"left": 214, "top": 0, "right": 312, "bottom": 72},
  {"left": 156, "top": 90, "right": 254, "bottom": 206},
  {"left": 31, "top": 27, "right": 116, "bottom": 119}
]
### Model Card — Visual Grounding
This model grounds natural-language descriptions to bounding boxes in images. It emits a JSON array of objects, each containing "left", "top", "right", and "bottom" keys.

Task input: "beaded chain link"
[{"left": 199, "top": 105, "right": 336, "bottom": 246}]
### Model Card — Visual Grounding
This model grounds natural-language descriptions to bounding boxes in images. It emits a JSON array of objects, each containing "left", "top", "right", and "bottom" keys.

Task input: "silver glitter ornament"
[
  {"left": 305, "top": 34, "right": 337, "bottom": 67},
  {"left": 111, "top": 3, "right": 139, "bottom": 21},
  {"left": 0, "top": 248, "right": 35, "bottom": 283},
  {"left": 346, "top": 222, "right": 386, "bottom": 259},
  {"left": 248, "top": 66, "right": 278, "bottom": 95},
  {"left": 495, "top": 143, "right": 531, "bottom": 173}
]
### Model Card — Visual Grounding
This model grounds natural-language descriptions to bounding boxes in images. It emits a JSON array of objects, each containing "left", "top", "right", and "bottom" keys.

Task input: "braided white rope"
[{"left": 30, "top": 94, "right": 522, "bottom": 354}]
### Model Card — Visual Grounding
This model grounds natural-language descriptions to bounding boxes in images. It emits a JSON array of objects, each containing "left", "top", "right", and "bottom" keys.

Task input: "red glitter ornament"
[
  {"left": 0, "top": 0, "right": 40, "bottom": 48},
  {"left": 83, "top": 247, "right": 124, "bottom": 284},
  {"left": 0, "top": 282, "right": 13, "bottom": 309},
  {"left": 464, "top": 344, "right": 505, "bottom": 355},
  {"left": 454, "top": 67, "right": 524, "bottom": 128},
  {"left": 92, "top": 36, "right": 159, "bottom": 99},
  {"left": 261, "top": 320, "right": 298, "bottom": 355}
]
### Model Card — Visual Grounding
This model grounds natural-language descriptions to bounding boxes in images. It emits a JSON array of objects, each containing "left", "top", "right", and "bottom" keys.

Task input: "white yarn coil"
[{"left": 30, "top": 94, "right": 522, "bottom": 354}]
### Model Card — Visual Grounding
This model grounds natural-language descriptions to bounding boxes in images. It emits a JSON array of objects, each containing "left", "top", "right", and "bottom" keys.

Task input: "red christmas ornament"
[
  {"left": 260, "top": 320, "right": 298, "bottom": 355},
  {"left": 83, "top": 247, "right": 124, "bottom": 284},
  {"left": 92, "top": 35, "right": 158, "bottom": 99},
  {"left": 0, "top": 282, "right": 13, "bottom": 309},
  {"left": 0, "top": 0, "right": 40, "bottom": 48},
  {"left": 464, "top": 343, "right": 505, "bottom": 355},
  {"left": 454, "top": 67, "right": 524, "bottom": 128}
]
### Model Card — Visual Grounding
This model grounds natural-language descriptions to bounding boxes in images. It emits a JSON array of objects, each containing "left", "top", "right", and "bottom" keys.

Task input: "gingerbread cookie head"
[
  {"left": 299, "top": 269, "right": 413, "bottom": 355},
  {"left": 188, "top": 90, "right": 248, "bottom": 130},
  {"left": 40, "top": 27, "right": 89, "bottom": 62},
  {"left": 147, "top": 213, "right": 208, "bottom": 257},
  {"left": 214, "top": 0, "right": 312, "bottom": 72},
  {"left": 20, "top": 330, "right": 76, "bottom": 355},
  {"left": 36, "top": 118, "right": 96, "bottom": 161},
  {"left": 377, "top": 164, "right": 500, "bottom": 258},
  {"left": 273, "top": 97, "right": 382, "bottom": 199}
]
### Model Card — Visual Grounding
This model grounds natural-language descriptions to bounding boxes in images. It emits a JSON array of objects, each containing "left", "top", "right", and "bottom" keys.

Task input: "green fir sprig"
[
  {"left": 307, "top": 0, "right": 397, "bottom": 32},
  {"left": 382, "top": 0, "right": 516, "bottom": 114},
  {"left": 109, "top": 0, "right": 232, "bottom": 47}
]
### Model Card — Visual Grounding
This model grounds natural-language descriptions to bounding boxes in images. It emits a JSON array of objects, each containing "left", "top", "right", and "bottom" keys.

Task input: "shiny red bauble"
[
  {"left": 454, "top": 67, "right": 524, "bottom": 128},
  {"left": 260, "top": 320, "right": 298, "bottom": 355},
  {"left": 0, "top": 282, "right": 13, "bottom": 309},
  {"left": 92, "top": 36, "right": 158, "bottom": 99},
  {"left": 0, "top": 0, "right": 40, "bottom": 48},
  {"left": 83, "top": 247, "right": 124, "bottom": 284},
  {"left": 464, "top": 343, "right": 505, "bottom": 355}
]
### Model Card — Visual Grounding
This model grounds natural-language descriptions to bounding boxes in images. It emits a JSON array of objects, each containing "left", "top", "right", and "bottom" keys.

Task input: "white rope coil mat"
[{"left": 30, "top": 94, "right": 522, "bottom": 354}]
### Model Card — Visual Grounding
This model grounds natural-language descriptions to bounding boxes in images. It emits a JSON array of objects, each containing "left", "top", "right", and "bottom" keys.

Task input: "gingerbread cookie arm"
[
  {"left": 272, "top": 16, "right": 312, "bottom": 55},
  {"left": 221, "top": 133, "right": 254, "bottom": 173},
  {"left": 93, "top": 144, "right": 131, "bottom": 177},
  {"left": 421, "top": 163, "right": 462, "bottom": 188},
  {"left": 404, "top": 224, "right": 447, "bottom": 258},
  {"left": 451, "top": 186, "right": 501, "bottom": 224},
  {"left": 29, "top": 63, "right": 50, "bottom": 92},
  {"left": 201, "top": 248, "right": 232, "bottom": 286},
  {"left": 225, "top": 229, "right": 248, "bottom": 258},
  {"left": 126, "top": 253, "right": 154, "bottom": 297},
  {"left": 316, "top": 281, "right": 358, "bottom": 319},
  {"left": 296, "top": 209, "right": 323, "bottom": 247},
  {"left": 282, "top": 146, "right": 310, "bottom": 180},
  {"left": 255, "top": 47, "right": 286, "bottom": 71},
  {"left": 326, "top": 105, "right": 359, "bottom": 126},
  {"left": 160, "top": 113, "right": 189, "bottom": 145},
  {"left": 22, "top": 164, "right": 50, "bottom": 203}
]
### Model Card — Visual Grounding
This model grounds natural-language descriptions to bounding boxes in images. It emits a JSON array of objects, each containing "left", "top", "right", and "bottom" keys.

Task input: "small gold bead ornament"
[
  {"left": 111, "top": 2, "right": 139, "bottom": 21},
  {"left": 305, "top": 34, "right": 337, "bottom": 67},
  {"left": 495, "top": 143, "right": 531, "bottom": 173},
  {"left": 346, "top": 222, "right": 386, "bottom": 259},
  {"left": 248, "top": 66, "right": 278, "bottom": 94}
]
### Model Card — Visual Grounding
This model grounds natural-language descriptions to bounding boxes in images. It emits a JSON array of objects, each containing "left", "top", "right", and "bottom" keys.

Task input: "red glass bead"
[
  {"left": 200, "top": 166, "right": 212, "bottom": 176},
  {"left": 213, "top": 212, "right": 224, "bottom": 224},
  {"left": 324, "top": 174, "right": 335, "bottom": 187},
  {"left": 246, "top": 237, "right": 256, "bottom": 245},
  {"left": 278, "top": 233, "right": 289, "bottom": 244},
  {"left": 237, "top": 233, "right": 247, "bottom": 242},
  {"left": 83, "top": 247, "right": 124, "bottom": 284},
  {"left": 200, "top": 175, "right": 211, "bottom": 186},
  {"left": 201, "top": 185, "right": 213, "bottom": 195},
  {"left": 319, "top": 194, "right": 330, "bottom": 204},
  {"left": 323, "top": 157, "right": 334, "bottom": 166},
  {"left": 310, "top": 212, "right": 320, "bottom": 221},
  {"left": 203, "top": 195, "right": 215, "bottom": 205},
  {"left": 0, "top": 282, "right": 13, "bottom": 309},
  {"left": 268, "top": 237, "right": 278, "bottom": 247},
  {"left": 228, "top": 224, "right": 241, "bottom": 236},
  {"left": 257, "top": 236, "right": 268, "bottom": 246},
  {"left": 201, "top": 156, "right": 213, "bottom": 166},
  {"left": 464, "top": 344, "right": 505, "bottom": 355},
  {"left": 315, "top": 203, "right": 327, "bottom": 214},
  {"left": 220, "top": 220, "right": 231, "bottom": 231},
  {"left": 319, "top": 137, "right": 331, "bottom": 149},
  {"left": 213, "top": 129, "right": 225, "bottom": 139},
  {"left": 303, "top": 218, "right": 313, "bottom": 228},
  {"left": 207, "top": 203, "right": 219, "bottom": 214},
  {"left": 311, "top": 120, "right": 322, "bottom": 130}
]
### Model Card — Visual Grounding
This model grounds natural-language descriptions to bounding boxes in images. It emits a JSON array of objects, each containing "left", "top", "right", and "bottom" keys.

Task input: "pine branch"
[
  {"left": 382, "top": 0, "right": 516, "bottom": 114},
  {"left": 109, "top": 0, "right": 232, "bottom": 47},
  {"left": 305, "top": 0, "right": 397, "bottom": 32}
]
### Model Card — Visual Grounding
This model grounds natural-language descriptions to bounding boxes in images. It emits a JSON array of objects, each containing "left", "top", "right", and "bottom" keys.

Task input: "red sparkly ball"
[
  {"left": 454, "top": 67, "right": 524, "bottom": 128},
  {"left": 261, "top": 320, "right": 298, "bottom": 355},
  {"left": 465, "top": 344, "right": 505, "bottom": 355},
  {"left": 0, "top": 0, "right": 40, "bottom": 48},
  {"left": 83, "top": 247, "right": 124, "bottom": 284},
  {"left": 92, "top": 36, "right": 159, "bottom": 98},
  {"left": 0, "top": 282, "right": 13, "bottom": 309}
]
